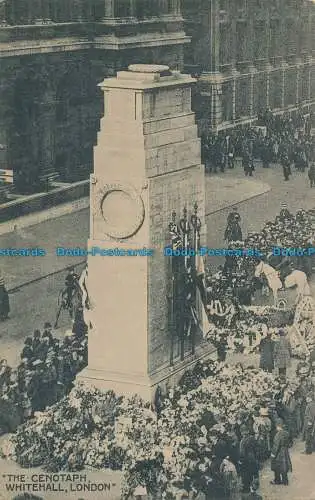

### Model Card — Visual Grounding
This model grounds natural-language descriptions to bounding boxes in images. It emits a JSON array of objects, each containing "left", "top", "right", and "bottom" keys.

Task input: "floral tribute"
[
  {"left": 205, "top": 304, "right": 296, "bottom": 355},
  {"left": 2, "top": 361, "right": 298, "bottom": 499}
]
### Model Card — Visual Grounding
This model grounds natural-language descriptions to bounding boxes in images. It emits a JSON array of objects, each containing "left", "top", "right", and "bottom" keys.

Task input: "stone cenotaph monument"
[{"left": 77, "top": 64, "right": 213, "bottom": 400}]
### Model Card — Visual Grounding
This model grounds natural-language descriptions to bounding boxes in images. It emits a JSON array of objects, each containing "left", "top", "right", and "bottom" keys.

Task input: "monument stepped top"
[
  {"left": 128, "top": 64, "right": 170, "bottom": 74},
  {"left": 98, "top": 63, "right": 196, "bottom": 90}
]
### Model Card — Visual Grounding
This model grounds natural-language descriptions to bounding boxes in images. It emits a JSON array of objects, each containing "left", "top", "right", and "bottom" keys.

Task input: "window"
[
  {"left": 270, "top": 71, "right": 282, "bottom": 109},
  {"left": 301, "top": 65, "right": 310, "bottom": 101},
  {"left": 269, "top": 20, "right": 280, "bottom": 59},
  {"left": 236, "top": 78, "right": 250, "bottom": 118},
  {"left": 221, "top": 81, "right": 233, "bottom": 122},
  {"left": 114, "top": 0, "right": 131, "bottom": 17},
  {"left": 254, "top": 22, "right": 266, "bottom": 60},
  {"left": 219, "top": 23, "right": 231, "bottom": 65},
  {"left": 284, "top": 68, "right": 297, "bottom": 106},
  {"left": 253, "top": 74, "right": 267, "bottom": 114},
  {"left": 236, "top": 22, "right": 247, "bottom": 61}
]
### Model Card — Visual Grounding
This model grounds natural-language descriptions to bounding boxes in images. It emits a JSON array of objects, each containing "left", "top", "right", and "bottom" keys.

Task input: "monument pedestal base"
[
  {"left": 76, "top": 367, "right": 155, "bottom": 401},
  {"left": 77, "top": 342, "right": 215, "bottom": 401}
]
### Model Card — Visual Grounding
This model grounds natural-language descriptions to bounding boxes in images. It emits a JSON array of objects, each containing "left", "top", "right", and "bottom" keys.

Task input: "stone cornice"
[
  {"left": 0, "top": 33, "right": 190, "bottom": 57},
  {"left": 93, "top": 33, "right": 190, "bottom": 50},
  {"left": 0, "top": 38, "right": 92, "bottom": 57}
]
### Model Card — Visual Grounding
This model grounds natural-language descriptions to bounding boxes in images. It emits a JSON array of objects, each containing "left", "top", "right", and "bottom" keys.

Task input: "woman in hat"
[
  {"left": 270, "top": 419, "right": 292, "bottom": 485},
  {"left": 0, "top": 277, "right": 10, "bottom": 321}
]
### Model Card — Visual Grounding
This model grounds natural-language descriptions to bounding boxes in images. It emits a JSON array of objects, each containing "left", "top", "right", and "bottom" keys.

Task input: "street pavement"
[
  {"left": 259, "top": 439, "right": 315, "bottom": 500},
  {"left": 0, "top": 207, "right": 88, "bottom": 291},
  {"left": 205, "top": 162, "right": 315, "bottom": 271}
]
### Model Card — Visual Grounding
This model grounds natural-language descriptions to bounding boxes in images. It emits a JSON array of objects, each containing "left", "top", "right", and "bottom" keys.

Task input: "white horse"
[
  {"left": 255, "top": 261, "right": 283, "bottom": 306},
  {"left": 284, "top": 269, "right": 311, "bottom": 304}
]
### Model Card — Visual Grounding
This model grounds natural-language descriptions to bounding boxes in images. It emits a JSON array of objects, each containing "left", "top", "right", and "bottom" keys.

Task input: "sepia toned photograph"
[{"left": 0, "top": 1, "right": 315, "bottom": 499}]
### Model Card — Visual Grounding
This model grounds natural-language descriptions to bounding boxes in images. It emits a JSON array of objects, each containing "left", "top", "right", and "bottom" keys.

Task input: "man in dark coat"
[
  {"left": 32, "top": 330, "right": 41, "bottom": 359},
  {"left": 242, "top": 148, "right": 254, "bottom": 176},
  {"left": 239, "top": 426, "right": 259, "bottom": 493},
  {"left": 213, "top": 334, "right": 228, "bottom": 363},
  {"left": 42, "top": 322, "right": 54, "bottom": 346},
  {"left": 258, "top": 331, "right": 274, "bottom": 373},
  {"left": 261, "top": 137, "right": 272, "bottom": 168},
  {"left": 36, "top": 336, "right": 50, "bottom": 362},
  {"left": 280, "top": 154, "right": 292, "bottom": 181},
  {"left": 270, "top": 420, "right": 292, "bottom": 485},
  {"left": 20, "top": 337, "right": 33, "bottom": 363},
  {"left": 0, "top": 277, "right": 10, "bottom": 320},
  {"left": 274, "top": 330, "right": 291, "bottom": 379},
  {"left": 224, "top": 222, "right": 243, "bottom": 242},
  {"left": 303, "top": 393, "right": 315, "bottom": 454},
  {"left": 0, "top": 359, "right": 11, "bottom": 396},
  {"left": 227, "top": 207, "right": 241, "bottom": 226},
  {"left": 308, "top": 163, "right": 315, "bottom": 188}
]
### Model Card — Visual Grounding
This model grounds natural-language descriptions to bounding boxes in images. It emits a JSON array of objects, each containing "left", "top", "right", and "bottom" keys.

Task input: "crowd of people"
[
  {"left": 209, "top": 377, "right": 315, "bottom": 498},
  {"left": 205, "top": 337, "right": 315, "bottom": 499},
  {"left": 201, "top": 108, "right": 315, "bottom": 182},
  {"left": 199, "top": 201, "right": 315, "bottom": 496},
  {"left": 0, "top": 311, "right": 88, "bottom": 435},
  {"left": 205, "top": 206, "right": 315, "bottom": 318}
]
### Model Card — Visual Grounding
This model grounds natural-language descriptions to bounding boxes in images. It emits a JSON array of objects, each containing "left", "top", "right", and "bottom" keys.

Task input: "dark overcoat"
[
  {"left": 259, "top": 337, "right": 274, "bottom": 371},
  {"left": 271, "top": 429, "right": 292, "bottom": 474},
  {"left": 0, "top": 286, "right": 10, "bottom": 317}
]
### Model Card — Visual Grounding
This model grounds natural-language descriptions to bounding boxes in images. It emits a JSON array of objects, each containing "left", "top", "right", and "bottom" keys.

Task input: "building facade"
[
  {"left": 183, "top": 0, "right": 315, "bottom": 133},
  {"left": 0, "top": 0, "right": 314, "bottom": 191},
  {"left": 0, "top": 0, "right": 187, "bottom": 192}
]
